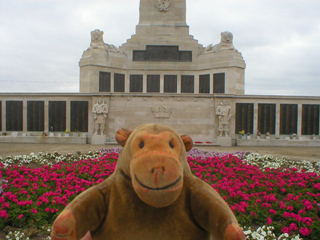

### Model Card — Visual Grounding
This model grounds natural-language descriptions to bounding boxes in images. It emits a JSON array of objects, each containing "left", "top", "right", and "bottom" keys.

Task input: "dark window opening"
[
  {"left": 99, "top": 72, "right": 111, "bottom": 92},
  {"left": 164, "top": 75, "right": 177, "bottom": 93},
  {"left": 181, "top": 75, "right": 194, "bottom": 93},
  {"left": 199, "top": 74, "right": 210, "bottom": 93},
  {"left": 27, "top": 101, "right": 44, "bottom": 131},
  {"left": 130, "top": 75, "right": 143, "bottom": 92},
  {"left": 114, "top": 73, "right": 125, "bottom": 92},
  {"left": 147, "top": 75, "right": 160, "bottom": 93}
]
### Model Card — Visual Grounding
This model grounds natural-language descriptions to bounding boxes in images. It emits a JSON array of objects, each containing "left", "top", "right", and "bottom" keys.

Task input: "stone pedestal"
[
  {"left": 91, "top": 135, "right": 107, "bottom": 145},
  {"left": 217, "top": 137, "right": 232, "bottom": 147}
]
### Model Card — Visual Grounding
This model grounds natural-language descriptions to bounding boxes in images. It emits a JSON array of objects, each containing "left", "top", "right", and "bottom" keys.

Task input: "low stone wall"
[
  {"left": 237, "top": 139, "right": 320, "bottom": 147},
  {"left": 0, "top": 136, "right": 87, "bottom": 144}
]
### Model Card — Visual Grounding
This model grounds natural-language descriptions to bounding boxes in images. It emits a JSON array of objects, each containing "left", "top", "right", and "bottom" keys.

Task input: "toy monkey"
[{"left": 51, "top": 124, "right": 245, "bottom": 240}]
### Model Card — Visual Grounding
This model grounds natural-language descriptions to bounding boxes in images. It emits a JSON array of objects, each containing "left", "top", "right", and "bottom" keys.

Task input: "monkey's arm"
[
  {"left": 51, "top": 180, "right": 111, "bottom": 240},
  {"left": 187, "top": 176, "right": 245, "bottom": 240}
]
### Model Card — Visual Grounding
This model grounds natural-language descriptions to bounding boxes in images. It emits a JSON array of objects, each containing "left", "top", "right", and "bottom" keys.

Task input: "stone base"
[
  {"left": 91, "top": 135, "right": 107, "bottom": 145},
  {"left": 216, "top": 136, "right": 232, "bottom": 147}
]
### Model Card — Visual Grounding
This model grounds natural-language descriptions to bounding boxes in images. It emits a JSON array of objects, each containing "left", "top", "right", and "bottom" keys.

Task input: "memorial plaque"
[
  {"left": 236, "top": 103, "right": 254, "bottom": 134},
  {"left": 99, "top": 71, "right": 111, "bottom": 92},
  {"left": 130, "top": 75, "right": 143, "bottom": 92},
  {"left": 181, "top": 75, "right": 194, "bottom": 93},
  {"left": 213, "top": 73, "right": 225, "bottom": 93},
  {"left": 114, "top": 73, "right": 125, "bottom": 92},
  {"left": 6, "top": 101, "right": 23, "bottom": 131},
  {"left": 258, "top": 104, "right": 276, "bottom": 134},
  {"left": 147, "top": 75, "right": 160, "bottom": 93},
  {"left": 71, "top": 101, "right": 88, "bottom": 132},
  {"left": 133, "top": 45, "right": 192, "bottom": 62},
  {"left": 199, "top": 74, "right": 210, "bottom": 93},
  {"left": 164, "top": 75, "right": 177, "bottom": 93},
  {"left": 280, "top": 104, "right": 298, "bottom": 135},
  {"left": 27, "top": 101, "right": 44, "bottom": 132},
  {"left": 49, "top": 101, "right": 66, "bottom": 132},
  {"left": 302, "top": 104, "right": 319, "bottom": 135}
]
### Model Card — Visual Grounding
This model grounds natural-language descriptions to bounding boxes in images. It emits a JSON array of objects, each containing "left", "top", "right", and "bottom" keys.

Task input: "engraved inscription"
[{"left": 133, "top": 45, "right": 192, "bottom": 62}]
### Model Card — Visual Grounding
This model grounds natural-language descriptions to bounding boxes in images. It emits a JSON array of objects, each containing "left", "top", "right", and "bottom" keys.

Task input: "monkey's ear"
[
  {"left": 116, "top": 128, "right": 133, "bottom": 147},
  {"left": 180, "top": 135, "right": 193, "bottom": 152}
]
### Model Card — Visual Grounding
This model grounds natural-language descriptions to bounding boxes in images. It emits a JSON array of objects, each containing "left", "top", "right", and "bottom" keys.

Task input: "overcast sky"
[{"left": 1, "top": 0, "right": 320, "bottom": 96}]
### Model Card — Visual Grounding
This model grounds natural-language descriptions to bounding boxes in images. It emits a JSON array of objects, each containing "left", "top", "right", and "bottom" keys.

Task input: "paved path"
[{"left": 0, "top": 143, "right": 319, "bottom": 162}]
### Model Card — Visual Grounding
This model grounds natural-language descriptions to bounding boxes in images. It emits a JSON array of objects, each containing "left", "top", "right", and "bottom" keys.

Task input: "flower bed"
[{"left": 0, "top": 148, "right": 319, "bottom": 239}]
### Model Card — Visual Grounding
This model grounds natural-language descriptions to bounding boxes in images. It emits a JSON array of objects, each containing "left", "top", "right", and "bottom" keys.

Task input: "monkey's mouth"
[{"left": 134, "top": 175, "right": 182, "bottom": 191}]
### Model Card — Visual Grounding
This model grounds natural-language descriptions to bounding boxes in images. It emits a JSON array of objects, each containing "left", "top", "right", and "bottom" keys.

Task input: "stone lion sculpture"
[
  {"left": 205, "top": 31, "right": 235, "bottom": 53},
  {"left": 90, "top": 29, "right": 105, "bottom": 50}
]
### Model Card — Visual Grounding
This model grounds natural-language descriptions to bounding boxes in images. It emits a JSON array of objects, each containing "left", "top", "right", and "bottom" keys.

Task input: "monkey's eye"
[
  {"left": 169, "top": 142, "right": 174, "bottom": 148},
  {"left": 139, "top": 141, "right": 145, "bottom": 148}
]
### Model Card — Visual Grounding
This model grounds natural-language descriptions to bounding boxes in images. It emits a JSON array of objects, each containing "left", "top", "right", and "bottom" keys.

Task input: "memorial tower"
[{"left": 79, "top": 0, "right": 246, "bottom": 95}]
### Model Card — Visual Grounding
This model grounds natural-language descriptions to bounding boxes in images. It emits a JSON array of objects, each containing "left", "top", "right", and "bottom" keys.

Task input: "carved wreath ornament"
[{"left": 154, "top": 0, "right": 172, "bottom": 12}]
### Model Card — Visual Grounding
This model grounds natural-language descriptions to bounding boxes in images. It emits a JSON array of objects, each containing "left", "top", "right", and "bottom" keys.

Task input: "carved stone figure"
[
  {"left": 215, "top": 101, "right": 232, "bottom": 137},
  {"left": 220, "top": 31, "right": 234, "bottom": 50},
  {"left": 90, "top": 29, "right": 105, "bottom": 50},
  {"left": 92, "top": 100, "right": 108, "bottom": 135},
  {"left": 154, "top": 0, "right": 172, "bottom": 12},
  {"left": 205, "top": 31, "right": 235, "bottom": 53}
]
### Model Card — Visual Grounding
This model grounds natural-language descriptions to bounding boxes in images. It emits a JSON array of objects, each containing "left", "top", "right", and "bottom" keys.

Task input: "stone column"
[
  {"left": 177, "top": 75, "right": 181, "bottom": 93},
  {"left": 125, "top": 73, "right": 130, "bottom": 93},
  {"left": 297, "top": 104, "right": 302, "bottom": 137},
  {"left": 275, "top": 103, "right": 281, "bottom": 138},
  {"left": 66, "top": 101, "right": 71, "bottom": 132},
  {"left": 194, "top": 75, "right": 199, "bottom": 94},
  {"left": 143, "top": 74, "right": 147, "bottom": 93},
  {"left": 110, "top": 72, "right": 114, "bottom": 93},
  {"left": 160, "top": 74, "right": 164, "bottom": 93}
]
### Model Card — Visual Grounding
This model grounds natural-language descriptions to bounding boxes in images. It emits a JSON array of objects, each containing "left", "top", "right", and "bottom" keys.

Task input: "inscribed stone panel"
[
  {"left": 133, "top": 45, "right": 192, "bottom": 62},
  {"left": 213, "top": 73, "right": 225, "bottom": 93},
  {"left": 27, "top": 101, "right": 44, "bottom": 132},
  {"left": 147, "top": 75, "right": 160, "bottom": 93},
  {"left": 302, "top": 104, "right": 319, "bottom": 135},
  {"left": 71, "top": 101, "right": 88, "bottom": 132},
  {"left": 280, "top": 104, "right": 298, "bottom": 135},
  {"left": 114, "top": 73, "right": 125, "bottom": 92},
  {"left": 236, "top": 103, "right": 254, "bottom": 134},
  {"left": 130, "top": 75, "right": 143, "bottom": 92},
  {"left": 258, "top": 104, "right": 276, "bottom": 134},
  {"left": 199, "top": 74, "right": 210, "bottom": 93},
  {"left": 181, "top": 75, "right": 194, "bottom": 93},
  {"left": 49, "top": 101, "right": 66, "bottom": 132},
  {"left": 164, "top": 75, "right": 177, "bottom": 93},
  {"left": 6, "top": 101, "right": 23, "bottom": 131},
  {"left": 99, "top": 71, "right": 111, "bottom": 92}
]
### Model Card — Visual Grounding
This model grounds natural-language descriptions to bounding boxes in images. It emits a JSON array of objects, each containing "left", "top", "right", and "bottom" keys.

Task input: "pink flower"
[
  {"left": 0, "top": 210, "right": 8, "bottom": 218},
  {"left": 266, "top": 217, "right": 272, "bottom": 224},
  {"left": 250, "top": 212, "right": 256, "bottom": 216},
  {"left": 269, "top": 209, "right": 277, "bottom": 214},
  {"left": 18, "top": 214, "right": 23, "bottom": 219},
  {"left": 299, "top": 227, "right": 312, "bottom": 236}
]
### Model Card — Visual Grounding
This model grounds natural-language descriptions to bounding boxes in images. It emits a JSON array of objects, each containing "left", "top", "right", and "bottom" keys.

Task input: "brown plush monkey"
[{"left": 51, "top": 124, "right": 245, "bottom": 240}]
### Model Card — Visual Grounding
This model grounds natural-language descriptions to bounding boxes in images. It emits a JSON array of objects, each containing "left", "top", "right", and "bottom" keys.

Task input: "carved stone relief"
[
  {"left": 154, "top": 0, "right": 172, "bottom": 12},
  {"left": 151, "top": 106, "right": 173, "bottom": 118},
  {"left": 92, "top": 100, "right": 108, "bottom": 135},
  {"left": 215, "top": 100, "right": 232, "bottom": 137}
]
